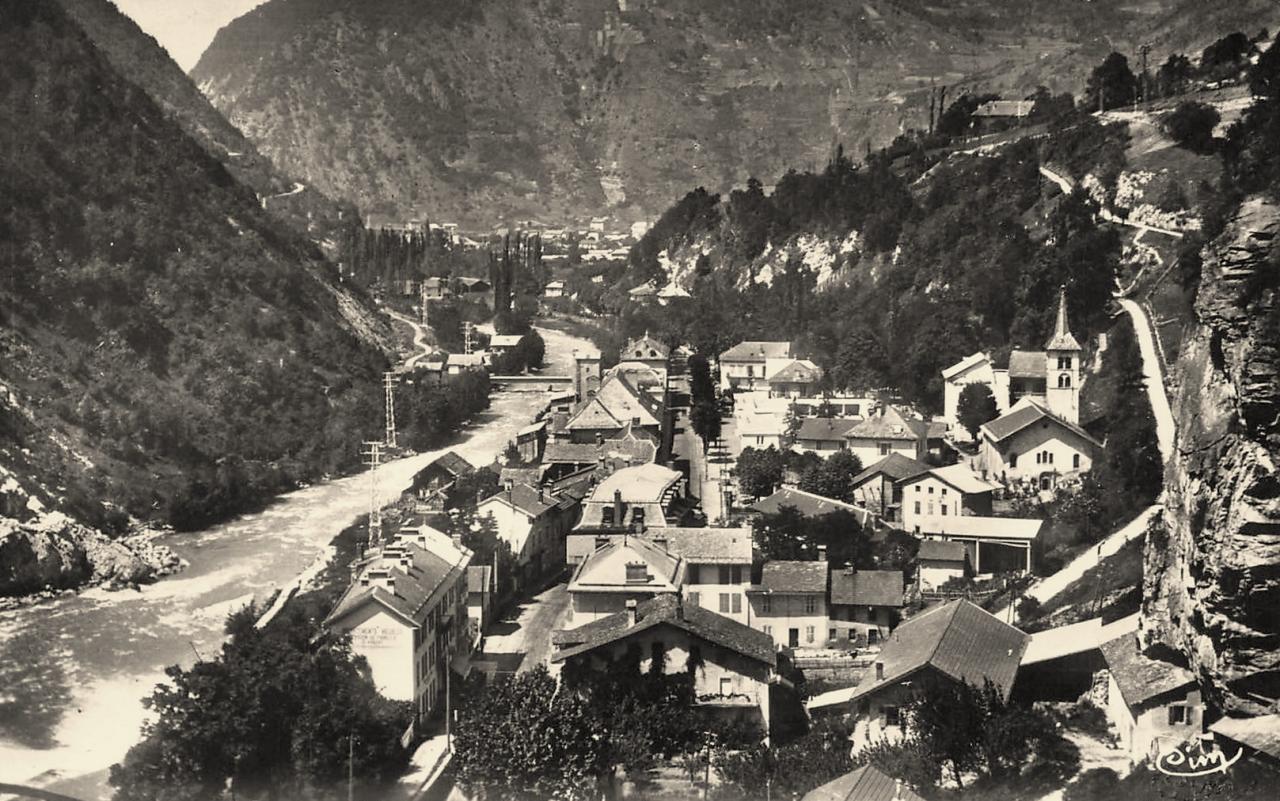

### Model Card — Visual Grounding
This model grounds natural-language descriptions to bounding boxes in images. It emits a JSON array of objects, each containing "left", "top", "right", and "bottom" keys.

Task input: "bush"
[{"left": 1163, "top": 102, "right": 1221, "bottom": 154}]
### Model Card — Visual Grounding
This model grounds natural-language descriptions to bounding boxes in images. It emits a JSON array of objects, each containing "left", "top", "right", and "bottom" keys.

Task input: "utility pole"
[
  {"left": 420, "top": 280, "right": 430, "bottom": 326},
  {"left": 463, "top": 321, "right": 475, "bottom": 355},
  {"left": 362, "top": 441, "right": 383, "bottom": 546},
  {"left": 347, "top": 733, "right": 355, "bottom": 801},
  {"left": 383, "top": 371, "right": 398, "bottom": 449},
  {"left": 1139, "top": 43, "right": 1152, "bottom": 108}
]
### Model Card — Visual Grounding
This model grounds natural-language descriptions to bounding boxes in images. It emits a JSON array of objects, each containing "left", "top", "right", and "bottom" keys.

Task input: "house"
[
  {"left": 794, "top": 417, "right": 859, "bottom": 454},
  {"left": 1099, "top": 632, "right": 1203, "bottom": 765},
  {"left": 916, "top": 540, "right": 970, "bottom": 590},
  {"left": 898, "top": 464, "right": 998, "bottom": 532},
  {"left": 792, "top": 396, "right": 876, "bottom": 419},
  {"left": 457, "top": 276, "right": 490, "bottom": 294},
  {"left": 734, "top": 391, "right": 792, "bottom": 450},
  {"left": 622, "top": 332, "right": 672, "bottom": 379},
  {"left": 541, "top": 429, "right": 657, "bottom": 483},
  {"left": 576, "top": 462, "right": 687, "bottom": 531},
  {"left": 1211, "top": 714, "right": 1280, "bottom": 771},
  {"left": 850, "top": 454, "right": 930, "bottom": 523},
  {"left": 913, "top": 515, "right": 1042, "bottom": 575},
  {"left": 566, "top": 527, "right": 754, "bottom": 625},
  {"left": 610, "top": 362, "right": 667, "bottom": 404},
  {"left": 765, "top": 358, "right": 824, "bottom": 398},
  {"left": 324, "top": 537, "right": 472, "bottom": 726},
  {"left": 488, "top": 334, "right": 524, "bottom": 356},
  {"left": 748, "top": 560, "right": 829, "bottom": 649},
  {"left": 719, "top": 341, "right": 793, "bottom": 392},
  {"left": 476, "top": 483, "right": 580, "bottom": 590},
  {"left": 800, "top": 764, "right": 926, "bottom": 801},
  {"left": 657, "top": 282, "right": 691, "bottom": 304},
  {"left": 590, "top": 216, "right": 608, "bottom": 232},
  {"left": 552, "top": 594, "right": 775, "bottom": 734},
  {"left": 514, "top": 419, "right": 546, "bottom": 463},
  {"left": 941, "top": 351, "right": 1010, "bottom": 433},
  {"left": 972, "top": 99, "right": 1033, "bottom": 133},
  {"left": 1017, "top": 613, "right": 1138, "bottom": 703},
  {"left": 406, "top": 451, "right": 475, "bottom": 508},
  {"left": 573, "top": 347, "right": 603, "bottom": 400},
  {"left": 979, "top": 398, "right": 1099, "bottom": 491},
  {"left": 446, "top": 352, "right": 487, "bottom": 375},
  {"left": 750, "top": 486, "right": 875, "bottom": 527},
  {"left": 828, "top": 568, "right": 906, "bottom": 648},
  {"left": 565, "top": 534, "right": 685, "bottom": 624},
  {"left": 544, "top": 280, "right": 566, "bottom": 299},
  {"left": 844, "top": 406, "right": 932, "bottom": 468},
  {"left": 466, "top": 565, "right": 495, "bottom": 647},
  {"left": 564, "top": 373, "right": 664, "bottom": 445},
  {"left": 628, "top": 283, "right": 658, "bottom": 303},
  {"left": 421, "top": 276, "right": 451, "bottom": 300},
  {"left": 822, "top": 599, "right": 1028, "bottom": 748}
]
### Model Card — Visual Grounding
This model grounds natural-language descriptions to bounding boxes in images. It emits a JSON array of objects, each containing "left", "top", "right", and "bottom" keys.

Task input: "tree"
[
  {"left": 1250, "top": 39, "right": 1280, "bottom": 98},
  {"left": 688, "top": 353, "right": 715, "bottom": 406},
  {"left": 1085, "top": 52, "right": 1138, "bottom": 112},
  {"left": 1163, "top": 101, "right": 1220, "bottom": 154},
  {"left": 1157, "top": 53, "right": 1193, "bottom": 97},
  {"left": 781, "top": 402, "right": 802, "bottom": 449},
  {"left": 735, "top": 446, "right": 786, "bottom": 499},
  {"left": 1201, "top": 32, "right": 1253, "bottom": 77},
  {"left": 956, "top": 382, "right": 999, "bottom": 441},
  {"left": 797, "top": 450, "right": 862, "bottom": 503},
  {"left": 755, "top": 507, "right": 872, "bottom": 568},
  {"left": 690, "top": 400, "right": 722, "bottom": 452}
]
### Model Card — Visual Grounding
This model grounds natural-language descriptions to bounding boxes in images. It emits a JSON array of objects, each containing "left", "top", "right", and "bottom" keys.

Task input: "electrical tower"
[
  {"left": 420, "top": 281, "right": 430, "bottom": 325},
  {"left": 463, "top": 322, "right": 475, "bottom": 355},
  {"left": 362, "top": 440, "right": 383, "bottom": 547},
  {"left": 383, "top": 372, "right": 398, "bottom": 449}
]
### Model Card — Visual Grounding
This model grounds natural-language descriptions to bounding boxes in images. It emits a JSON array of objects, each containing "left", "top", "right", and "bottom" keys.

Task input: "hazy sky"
[{"left": 114, "top": 0, "right": 268, "bottom": 72}]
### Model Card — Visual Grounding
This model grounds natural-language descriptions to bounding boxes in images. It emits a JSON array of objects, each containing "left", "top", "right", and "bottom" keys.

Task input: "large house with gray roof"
[
  {"left": 748, "top": 560, "right": 830, "bottom": 649},
  {"left": 828, "top": 568, "right": 906, "bottom": 648},
  {"left": 719, "top": 340, "right": 793, "bottom": 391},
  {"left": 979, "top": 397, "right": 1100, "bottom": 491},
  {"left": 565, "top": 534, "right": 686, "bottom": 625},
  {"left": 476, "top": 482, "right": 581, "bottom": 590}
]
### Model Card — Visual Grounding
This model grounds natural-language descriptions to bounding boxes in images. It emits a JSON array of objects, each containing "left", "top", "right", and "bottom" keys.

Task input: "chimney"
[
  {"left": 652, "top": 534, "right": 667, "bottom": 551},
  {"left": 451, "top": 533, "right": 463, "bottom": 549},
  {"left": 817, "top": 544, "right": 827, "bottom": 563},
  {"left": 875, "top": 661, "right": 884, "bottom": 681},
  {"left": 539, "top": 487, "right": 547, "bottom": 504},
  {"left": 613, "top": 489, "right": 624, "bottom": 526},
  {"left": 632, "top": 417, "right": 640, "bottom": 426},
  {"left": 893, "top": 779, "right": 903, "bottom": 801},
  {"left": 626, "top": 598, "right": 638, "bottom": 627}
]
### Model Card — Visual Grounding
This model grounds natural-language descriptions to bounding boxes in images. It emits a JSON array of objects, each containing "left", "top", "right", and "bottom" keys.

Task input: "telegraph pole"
[
  {"left": 1139, "top": 43, "right": 1152, "bottom": 108},
  {"left": 362, "top": 440, "right": 383, "bottom": 546},
  {"left": 463, "top": 321, "right": 475, "bottom": 355},
  {"left": 383, "top": 371, "right": 398, "bottom": 449}
]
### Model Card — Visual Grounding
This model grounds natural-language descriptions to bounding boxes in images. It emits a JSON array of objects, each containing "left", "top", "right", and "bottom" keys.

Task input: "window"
[
  {"left": 1073, "top": 453, "right": 1081, "bottom": 469},
  {"left": 806, "top": 625, "right": 815, "bottom": 643},
  {"left": 927, "top": 502, "right": 934, "bottom": 515},
  {"left": 1036, "top": 452, "right": 1042, "bottom": 465},
  {"left": 1168, "top": 705, "right": 1190, "bottom": 725},
  {"left": 1058, "top": 373, "right": 1072, "bottom": 388},
  {"left": 941, "top": 504, "right": 948, "bottom": 516},
  {"left": 688, "top": 591, "right": 700, "bottom": 607},
  {"left": 805, "top": 596, "right": 817, "bottom": 614},
  {"left": 941, "top": 487, "right": 947, "bottom": 496},
  {"left": 763, "top": 624, "right": 772, "bottom": 636},
  {"left": 720, "top": 676, "right": 733, "bottom": 696},
  {"left": 762, "top": 596, "right": 772, "bottom": 613},
  {"left": 625, "top": 563, "right": 648, "bottom": 583},
  {"left": 688, "top": 565, "right": 701, "bottom": 584},
  {"left": 719, "top": 565, "right": 732, "bottom": 584},
  {"left": 731, "top": 565, "right": 743, "bottom": 584},
  {"left": 868, "top": 629, "right": 880, "bottom": 645},
  {"left": 851, "top": 404, "right": 860, "bottom": 416},
  {"left": 884, "top": 706, "right": 901, "bottom": 727},
  {"left": 1009, "top": 452, "right": 1018, "bottom": 468},
  {"left": 927, "top": 486, "right": 934, "bottom": 494},
  {"left": 829, "top": 628, "right": 836, "bottom": 642},
  {"left": 879, "top": 443, "right": 891, "bottom": 455},
  {"left": 731, "top": 594, "right": 742, "bottom": 614},
  {"left": 719, "top": 593, "right": 731, "bottom": 613},
  {"left": 914, "top": 501, "right": 921, "bottom": 514},
  {"left": 747, "top": 365, "right": 754, "bottom": 377},
  {"left": 915, "top": 485, "right": 921, "bottom": 493},
  {"left": 631, "top": 508, "right": 645, "bottom": 528},
  {"left": 602, "top": 507, "right": 614, "bottom": 525},
  {"left": 1058, "top": 356, "right": 1072, "bottom": 370}
]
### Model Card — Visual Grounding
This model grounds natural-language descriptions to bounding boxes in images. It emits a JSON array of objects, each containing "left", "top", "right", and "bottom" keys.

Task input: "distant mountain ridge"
[{"left": 194, "top": 0, "right": 1276, "bottom": 226}]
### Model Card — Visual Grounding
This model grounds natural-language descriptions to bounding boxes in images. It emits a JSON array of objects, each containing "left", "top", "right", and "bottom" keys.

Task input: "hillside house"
[
  {"left": 544, "top": 280, "right": 566, "bottom": 298},
  {"left": 1099, "top": 633, "right": 1203, "bottom": 766},
  {"left": 913, "top": 515, "right": 1043, "bottom": 575},
  {"left": 476, "top": 483, "right": 580, "bottom": 590},
  {"left": 552, "top": 595, "right": 775, "bottom": 735},
  {"left": 850, "top": 453, "right": 930, "bottom": 523},
  {"left": 719, "top": 341, "right": 792, "bottom": 392},
  {"left": 446, "top": 353, "right": 487, "bottom": 375},
  {"left": 843, "top": 406, "right": 933, "bottom": 468},
  {"left": 421, "top": 276, "right": 450, "bottom": 300},
  {"left": 979, "top": 398, "right": 1099, "bottom": 490},
  {"left": 828, "top": 568, "right": 906, "bottom": 648},
  {"left": 488, "top": 334, "right": 524, "bottom": 357},
  {"left": 916, "top": 539, "right": 971, "bottom": 590},
  {"left": 406, "top": 451, "right": 475, "bottom": 509},
  {"left": 748, "top": 560, "right": 828, "bottom": 649},
  {"left": 565, "top": 534, "right": 685, "bottom": 625},
  {"left": 898, "top": 464, "right": 998, "bottom": 532}
]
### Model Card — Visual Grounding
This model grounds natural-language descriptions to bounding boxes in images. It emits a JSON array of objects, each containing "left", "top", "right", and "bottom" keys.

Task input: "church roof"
[{"left": 1045, "top": 285, "right": 1082, "bottom": 351}]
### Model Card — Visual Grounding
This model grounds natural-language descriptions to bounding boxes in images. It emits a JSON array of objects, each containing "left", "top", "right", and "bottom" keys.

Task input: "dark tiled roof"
[
  {"left": 432, "top": 450, "right": 475, "bottom": 477},
  {"left": 769, "top": 360, "right": 823, "bottom": 384},
  {"left": 1100, "top": 634, "right": 1197, "bottom": 711},
  {"left": 851, "top": 453, "right": 930, "bottom": 486},
  {"left": 326, "top": 541, "right": 464, "bottom": 628},
  {"left": 552, "top": 594, "right": 775, "bottom": 666},
  {"left": 849, "top": 599, "right": 1028, "bottom": 702},
  {"left": 797, "top": 417, "right": 859, "bottom": 442},
  {"left": 480, "top": 483, "right": 557, "bottom": 518},
  {"left": 750, "top": 487, "right": 874, "bottom": 525},
  {"left": 648, "top": 527, "right": 753, "bottom": 564},
  {"left": 981, "top": 400, "right": 1101, "bottom": 446},
  {"left": 1007, "top": 349, "right": 1047, "bottom": 379},
  {"left": 917, "top": 539, "right": 968, "bottom": 562},
  {"left": 830, "top": 570, "right": 905, "bottom": 608},
  {"left": 801, "top": 765, "right": 926, "bottom": 801},
  {"left": 760, "top": 560, "right": 828, "bottom": 594},
  {"left": 1211, "top": 714, "right": 1280, "bottom": 761},
  {"left": 624, "top": 334, "right": 671, "bottom": 360},
  {"left": 499, "top": 467, "right": 542, "bottom": 487}
]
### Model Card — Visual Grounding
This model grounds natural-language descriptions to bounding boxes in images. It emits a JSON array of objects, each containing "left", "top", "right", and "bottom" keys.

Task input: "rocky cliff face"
[{"left": 1143, "top": 196, "right": 1280, "bottom": 716}]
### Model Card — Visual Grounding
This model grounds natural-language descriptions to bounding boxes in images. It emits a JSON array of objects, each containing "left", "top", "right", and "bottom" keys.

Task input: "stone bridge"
[{"left": 490, "top": 375, "right": 573, "bottom": 392}]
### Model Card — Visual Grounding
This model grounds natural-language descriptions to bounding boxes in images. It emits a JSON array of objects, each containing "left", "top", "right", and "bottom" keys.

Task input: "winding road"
[{"left": 385, "top": 306, "right": 435, "bottom": 369}]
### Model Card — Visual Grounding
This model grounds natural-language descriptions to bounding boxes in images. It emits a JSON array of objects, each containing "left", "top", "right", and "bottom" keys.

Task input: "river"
[{"left": 0, "top": 325, "right": 588, "bottom": 800}]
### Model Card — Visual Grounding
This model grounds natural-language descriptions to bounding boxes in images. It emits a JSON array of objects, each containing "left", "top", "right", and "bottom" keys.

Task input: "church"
[{"left": 942, "top": 288, "right": 1100, "bottom": 490}]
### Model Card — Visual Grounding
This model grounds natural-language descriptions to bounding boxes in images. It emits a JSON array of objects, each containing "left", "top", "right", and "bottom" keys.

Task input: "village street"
[{"left": 476, "top": 582, "right": 571, "bottom": 676}]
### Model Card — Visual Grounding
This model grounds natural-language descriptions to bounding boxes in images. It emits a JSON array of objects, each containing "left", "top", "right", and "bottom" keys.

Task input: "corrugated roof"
[
  {"left": 797, "top": 417, "right": 860, "bottom": 442},
  {"left": 801, "top": 765, "right": 925, "bottom": 801},
  {"left": 914, "top": 515, "right": 1043, "bottom": 541},
  {"left": 1007, "top": 349, "right": 1047, "bottom": 379},
  {"left": 851, "top": 453, "right": 931, "bottom": 486},
  {"left": 1099, "top": 633, "right": 1197, "bottom": 711},
  {"left": 720, "top": 340, "right": 792, "bottom": 362},
  {"left": 552, "top": 594, "right": 775, "bottom": 666},
  {"left": 1211, "top": 714, "right": 1280, "bottom": 761},
  {"left": 760, "top": 560, "right": 828, "bottom": 594},
  {"left": 917, "top": 539, "right": 968, "bottom": 562},
  {"left": 848, "top": 599, "right": 1028, "bottom": 702},
  {"left": 981, "top": 399, "right": 1102, "bottom": 446},
  {"left": 750, "top": 487, "right": 874, "bottom": 526},
  {"left": 591, "top": 462, "right": 681, "bottom": 504},
  {"left": 830, "top": 569, "right": 905, "bottom": 608}
]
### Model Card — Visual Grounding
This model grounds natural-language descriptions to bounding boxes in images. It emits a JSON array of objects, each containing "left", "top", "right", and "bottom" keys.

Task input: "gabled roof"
[
  {"left": 326, "top": 540, "right": 469, "bottom": 629},
  {"left": 552, "top": 594, "right": 775, "bottom": 666},
  {"left": 980, "top": 399, "right": 1101, "bottom": 446},
  {"left": 1007, "top": 350, "right": 1047, "bottom": 380},
  {"left": 750, "top": 487, "right": 874, "bottom": 526},
  {"left": 565, "top": 396, "right": 624, "bottom": 431},
  {"left": 569, "top": 374, "right": 661, "bottom": 430},
  {"left": 796, "top": 417, "right": 859, "bottom": 442},
  {"left": 830, "top": 569, "right": 905, "bottom": 608},
  {"left": 974, "top": 99, "right": 1033, "bottom": 118},
  {"left": 478, "top": 483, "right": 558, "bottom": 518},
  {"left": 426, "top": 450, "right": 474, "bottom": 478},
  {"left": 801, "top": 765, "right": 926, "bottom": 801},
  {"left": 447, "top": 353, "right": 486, "bottom": 367},
  {"left": 767, "top": 359, "right": 823, "bottom": 384},
  {"left": 845, "top": 406, "right": 920, "bottom": 442},
  {"left": 759, "top": 560, "right": 828, "bottom": 594},
  {"left": 649, "top": 527, "right": 753, "bottom": 564},
  {"left": 914, "top": 516, "right": 1043, "bottom": 541},
  {"left": 1099, "top": 633, "right": 1197, "bottom": 711},
  {"left": 1211, "top": 714, "right": 1280, "bottom": 761},
  {"left": 851, "top": 453, "right": 931, "bottom": 487},
  {"left": 941, "top": 352, "right": 991, "bottom": 381},
  {"left": 623, "top": 333, "right": 671, "bottom": 360},
  {"left": 590, "top": 462, "right": 681, "bottom": 504},
  {"left": 489, "top": 334, "right": 524, "bottom": 348},
  {"left": 848, "top": 599, "right": 1028, "bottom": 702},
  {"left": 568, "top": 534, "right": 684, "bottom": 593},
  {"left": 901, "top": 464, "right": 998, "bottom": 495},
  {"left": 720, "top": 340, "right": 792, "bottom": 363},
  {"left": 917, "top": 539, "right": 969, "bottom": 562}
]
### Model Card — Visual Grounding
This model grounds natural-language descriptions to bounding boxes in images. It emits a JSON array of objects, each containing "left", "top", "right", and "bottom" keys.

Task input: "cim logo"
[{"left": 1154, "top": 739, "right": 1243, "bottom": 777}]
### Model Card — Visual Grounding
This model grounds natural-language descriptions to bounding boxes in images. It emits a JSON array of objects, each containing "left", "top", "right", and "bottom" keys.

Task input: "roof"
[
  {"left": 517, "top": 420, "right": 547, "bottom": 437},
  {"left": 1021, "top": 613, "right": 1139, "bottom": 665},
  {"left": 1007, "top": 350, "right": 1047, "bottom": 380},
  {"left": 568, "top": 374, "right": 661, "bottom": 430},
  {"left": 914, "top": 516, "right": 1043, "bottom": 541},
  {"left": 797, "top": 417, "right": 860, "bottom": 442},
  {"left": 590, "top": 462, "right": 681, "bottom": 504},
  {"left": 564, "top": 397, "right": 622, "bottom": 431},
  {"left": 750, "top": 487, "right": 874, "bottom": 526},
  {"left": 623, "top": 333, "right": 671, "bottom": 360},
  {"left": 447, "top": 353, "right": 486, "bottom": 367},
  {"left": 974, "top": 99, "right": 1033, "bottom": 117},
  {"left": 851, "top": 453, "right": 931, "bottom": 486},
  {"left": 941, "top": 352, "right": 990, "bottom": 381},
  {"left": 830, "top": 569, "right": 905, "bottom": 608},
  {"left": 479, "top": 483, "right": 558, "bottom": 518},
  {"left": 1099, "top": 633, "right": 1197, "bottom": 711},
  {"left": 490, "top": 334, "right": 524, "bottom": 348},
  {"left": 980, "top": 399, "right": 1102, "bottom": 446},
  {"left": 568, "top": 535, "right": 684, "bottom": 593},
  {"left": 467, "top": 565, "right": 493, "bottom": 594},
  {"left": 629, "top": 284, "right": 657, "bottom": 297},
  {"left": 759, "top": 561, "right": 828, "bottom": 594},
  {"left": 326, "top": 540, "right": 468, "bottom": 628},
  {"left": 425, "top": 451, "right": 474, "bottom": 478},
  {"left": 902, "top": 464, "right": 997, "bottom": 495},
  {"left": 767, "top": 359, "right": 823, "bottom": 384},
  {"left": 552, "top": 594, "right": 775, "bottom": 667},
  {"left": 649, "top": 527, "right": 753, "bottom": 564},
  {"left": 848, "top": 599, "right": 1029, "bottom": 703},
  {"left": 719, "top": 340, "right": 792, "bottom": 363},
  {"left": 1045, "top": 286, "right": 1082, "bottom": 351},
  {"left": 801, "top": 765, "right": 926, "bottom": 801},
  {"left": 845, "top": 406, "right": 920, "bottom": 442},
  {"left": 917, "top": 539, "right": 969, "bottom": 562},
  {"left": 1210, "top": 715, "right": 1280, "bottom": 761}
]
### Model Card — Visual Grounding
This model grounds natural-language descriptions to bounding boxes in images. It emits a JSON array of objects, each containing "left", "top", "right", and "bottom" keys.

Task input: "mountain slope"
[
  {"left": 193, "top": 0, "right": 1278, "bottom": 226},
  {"left": 0, "top": 0, "right": 388, "bottom": 552}
]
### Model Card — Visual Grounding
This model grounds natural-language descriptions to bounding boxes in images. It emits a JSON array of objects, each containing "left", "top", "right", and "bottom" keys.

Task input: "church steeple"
[{"left": 1045, "top": 285, "right": 1081, "bottom": 352}]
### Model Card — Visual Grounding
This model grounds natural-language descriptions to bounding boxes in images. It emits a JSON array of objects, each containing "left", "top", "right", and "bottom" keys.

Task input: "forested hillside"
[
  {"left": 193, "top": 0, "right": 1277, "bottom": 225},
  {"left": 0, "top": 0, "right": 389, "bottom": 536}
]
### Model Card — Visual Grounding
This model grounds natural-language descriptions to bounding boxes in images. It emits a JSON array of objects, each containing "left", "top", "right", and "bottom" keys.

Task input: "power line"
[
  {"left": 362, "top": 440, "right": 383, "bottom": 547},
  {"left": 383, "top": 371, "right": 398, "bottom": 449}
]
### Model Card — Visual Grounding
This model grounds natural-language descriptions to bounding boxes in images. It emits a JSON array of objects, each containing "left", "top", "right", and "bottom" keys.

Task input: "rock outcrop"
[{"left": 1143, "top": 196, "right": 1280, "bottom": 716}]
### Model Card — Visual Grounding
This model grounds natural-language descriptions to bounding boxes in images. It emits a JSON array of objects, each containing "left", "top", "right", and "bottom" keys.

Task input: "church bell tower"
[{"left": 1045, "top": 286, "right": 1082, "bottom": 425}]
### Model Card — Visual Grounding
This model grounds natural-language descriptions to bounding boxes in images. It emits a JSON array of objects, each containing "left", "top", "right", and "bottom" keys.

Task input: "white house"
[
  {"left": 748, "top": 560, "right": 828, "bottom": 649},
  {"left": 1099, "top": 632, "right": 1203, "bottom": 766},
  {"left": 898, "top": 463, "right": 999, "bottom": 532},
  {"left": 476, "top": 483, "right": 578, "bottom": 589},
  {"left": 565, "top": 534, "right": 684, "bottom": 625},
  {"left": 916, "top": 539, "right": 971, "bottom": 590},
  {"left": 979, "top": 398, "right": 1100, "bottom": 490},
  {"left": 719, "top": 341, "right": 792, "bottom": 392}
]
